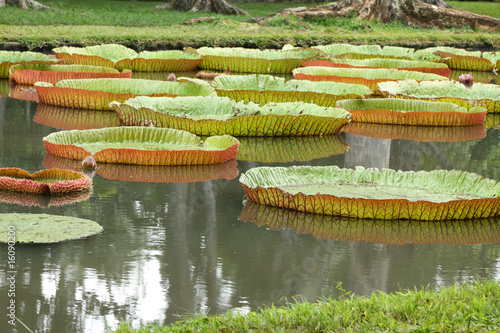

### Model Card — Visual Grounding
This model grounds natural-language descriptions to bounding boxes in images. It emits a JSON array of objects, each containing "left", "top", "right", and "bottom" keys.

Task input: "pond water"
[{"left": 0, "top": 76, "right": 500, "bottom": 332}]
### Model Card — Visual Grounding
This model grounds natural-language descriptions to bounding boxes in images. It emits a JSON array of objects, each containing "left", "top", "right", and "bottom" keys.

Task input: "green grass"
[
  {"left": 449, "top": 1, "right": 500, "bottom": 18},
  {"left": 112, "top": 280, "right": 500, "bottom": 332}
]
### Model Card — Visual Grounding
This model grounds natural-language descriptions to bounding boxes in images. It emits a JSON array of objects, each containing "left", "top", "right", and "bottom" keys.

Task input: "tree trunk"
[
  {"left": 170, "top": 0, "right": 248, "bottom": 15},
  {"left": 0, "top": 0, "right": 53, "bottom": 10},
  {"left": 263, "top": 0, "right": 500, "bottom": 32}
]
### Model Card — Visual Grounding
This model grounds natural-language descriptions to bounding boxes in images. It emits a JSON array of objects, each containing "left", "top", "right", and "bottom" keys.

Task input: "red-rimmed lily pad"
[
  {"left": 378, "top": 80, "right": 500, "bottom": 113},
  {"left": 35, "top": 77, "right": 215, "bottom": 110},
  {"left": 0, "top": 189, "right": 92, "bottom": 208},
  {"left": 240, "top": 166, "right": 500, "bottom": 220},
  {"left": 239, "top": 200, "right": 500, "bottom": 245},
  {"left": 43, "top": 153, "right": 239, "bottom": 183},
  {"left": 414, "top": 47, "right": 494, "bottom": 72},
  {"left": 336, "top": 98, "right": 487, "bottom": 126},
  {"left": 0, "top": 50, "right": 60, "bottom": 78},
  {"left": 34, "top": 103, "right": 120, "bottom": 130},
  {"left": 211, "top": 74, "right": 373, "bottom": 107},
  {"left": 197, "top": 47, "right": 322, "bottom": 74},
  {"left": 301, "top": 58, "right": 451, "bottom": 78},
  {"left": 344, "top": 122, "right": 486, "bottom": 142},
  {"left": 10, "top": 64, "right": 132, "bottom": 85},
  {"left": 292, "top": 67, "right": 448, "bottom": 94},
  {"left": 236, "top": 135, "right": 348, "bottom": 163},
  {"left": 111, "top": 96, "right": 351, "bottom": 136},
  {"left": 43, "top": 127, "right": 239, "bottom": 165},
  {"left": 0, "top": 213, "right": 102, "bottom": 243},
  {"left": 0, "top": 168, "right": 92, "bottom": 195}
]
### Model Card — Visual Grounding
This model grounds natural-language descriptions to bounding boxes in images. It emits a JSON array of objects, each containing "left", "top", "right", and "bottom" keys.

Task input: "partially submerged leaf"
[
  {"left": 336, "top": 98, "right": 487, "bottom": 126},
  {"left": 239, "top": 200, "right": 500, "bottom": 245},
  {"left": 0, "top": 50, "right": 59, "bottom": 78},
  {"left": 43, "top": 127, "right": 240, "bottom": 165},
  {"left": 35, "top": 78, "right": 215, "bottom": 110},
  {"left": 211, "top": 74, "right": 372, "bottom": 106},
  {"left": 9, "top": 64, "right": 132, "bottom": 85},
  {"left": 111, "top": 96, "right": 351, "bottom": 136},
  {"left": 0, "top": 167, "right": 92, "bottom": 194},
  {"left": 414, "top": 47, "right": 494, "bottom": 71},
  {"left": 0, "top": 213, "right": 102, "bottom": 243},
  {"left": 378, "top": 80, "right": 500, "bottom": 113},
  {"left": 240, "top": 166, "right": 500, "bottom": 220}
]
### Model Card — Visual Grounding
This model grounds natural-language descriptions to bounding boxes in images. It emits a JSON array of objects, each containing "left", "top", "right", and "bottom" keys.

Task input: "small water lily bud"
[
  {"left": 459, "top": 73, "right": 474, "bottom": 89},
  {"left": 167, "top": 73, "right": 176, "bottom": 81},
  {"left": 82, "top": 155, "right": 97, "bottom": 169}
]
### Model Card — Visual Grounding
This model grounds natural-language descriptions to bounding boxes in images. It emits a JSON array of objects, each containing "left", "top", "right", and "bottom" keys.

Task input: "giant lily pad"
[
  {"left": 0, "top": 50, "right": 60, "bottom": 78},
  {"left": 344, "top": 122, "right": 486, "bottom": 142},
  {"left": 111, "top": 96, "right": 351, "bottom": 136},
  {"left": 0, "top": 189, "right": 91, "bottom": 208},
  {"left": 9, "top": 64, "right": 132, "bottom": 85},
  {"left": 52, "top": 44, "right": 138, "bottom": 68},
  {"left": 43, "top": 127, "right": 239, "bottom": 165},
  {"left": 378, "top": 80, "right": 500, "bottom": 113},
  {"left": 483, "top": 52, "right": 500, "bottom": 70},
  {"left": 414, "top": 47, "right": 494, "bottom": 72},
  {"left": 211, "top": 74, "right": 372, "bottom": 107},
  {"left": 0, "top": 168, "right": 92, "bottom": 194},
  {"left": 0, "top": 213, "right": 102, "bottom": 243},
  {"left": 336, "top": 98, "right": 486, "bottom": 126},
  {"left": 239, "top": 200, "right": 500, "bottom": 245},
  {"left": 236, "top": 135, "right": 348, "bottom": 163},
  {"left": 197, "top": 47, "right": 321, "bottom": 74},
  {"left": 34, "top": 103, "right": 120, "bottom": 130},
  {"left": 292, "top": 67, "right": 448, "bottom": 94},
  {"left": 43, "top": 153, "right": 239, "bottom": 183},
  {"left": 311, "top": 44, "right": 416, "bottom": 60},
  {"left": 301, "top": 58, "right": 451, "bottom": 78},
  {"left": 240, "top": 166, "right": 500, "bottom": 220},
  {"left": 35, "top": 78, "right": 215, "bottom": 110}
]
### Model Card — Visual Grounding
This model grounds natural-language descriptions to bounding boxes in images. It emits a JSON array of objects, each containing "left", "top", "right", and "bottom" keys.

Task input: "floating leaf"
[
  {"left": 483, "top": 51, "right": 500, "bottom": 70},
  {"left": 34, "top": 103, "right": 120, "bottom": 130},
  {"left": 52, "top": 44, "right": 138, "bottom": 67},
  {"left": 336, "top": 98, "right": 486, "bottom": 126},
  {"left": 293, "top": 67, "right": 448, "bottom": 94},
  {"left": 240, "top": 166, "right": 500, "bottom": 220},
  {"left": 239, "top": 200, "right": 500, "bottom": 245},
  {"left": 212, "top": 74, "right": 372, "bottom": 106},
  {"left": 344, "top": 122, "right": 486, "bottom": 142},
  {"left": 35, "top": 78, "right": 215, "bottom": 110},
  {"left": 43, "top": 127, "right": 240, "bottom": 166},
  {"left": 197, "top": 47, "right": 321, "bottom": 74},
  {"left": 115, "top": 50, "right": 203, "bottom": 72},
  {"left": 0, "top": 168, "right": 92, "bottom": 194},
  {"left": 414, "top": 47, "right": 494, "bottom": 71},
  {"left": 0, "top": 213, "right": 102, "bottom": 243},
  {"left": 236, "top": 135, "right": 348, "bottom": 163},
  {"left": 111, "top": 96, "right": 351, "bottom": 136},
  {"left": 378, "top": 80, "right": 500, "bottom": 113},
  {"left": 9, "top": 64, "right": 132, "bottom": 85},
  {"left": 0, "top": 50, "right": 59, "bottom": 78},
  {"left": 0, "top": 189, "right": 91, "bottom": 208}
]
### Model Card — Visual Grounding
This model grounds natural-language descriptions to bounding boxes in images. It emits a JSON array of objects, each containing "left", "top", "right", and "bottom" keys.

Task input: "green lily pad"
[{"left": 0, "top": 213, "right": 102, "bottom": 243}]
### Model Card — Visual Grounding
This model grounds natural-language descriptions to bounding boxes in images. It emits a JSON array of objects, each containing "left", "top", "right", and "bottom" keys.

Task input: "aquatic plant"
[
  {"left": 0, "top": 50, "right": 59, "bottom": 78},
  {"left": 414, "top": 47, "right": 495, "bottom": 72}
]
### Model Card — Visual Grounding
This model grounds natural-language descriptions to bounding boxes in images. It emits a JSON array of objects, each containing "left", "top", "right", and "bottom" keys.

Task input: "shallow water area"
[{"left": 0, "top": 74, "right": 499, "bottom": 332}]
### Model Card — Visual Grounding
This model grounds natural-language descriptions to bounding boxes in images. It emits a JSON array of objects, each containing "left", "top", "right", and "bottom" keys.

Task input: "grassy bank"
[
  {"left": 0, "top": 0, "right": 498, "bottom": 51},
  {"left": 112, "top": 280, "right": 500, "bottom": 332}
]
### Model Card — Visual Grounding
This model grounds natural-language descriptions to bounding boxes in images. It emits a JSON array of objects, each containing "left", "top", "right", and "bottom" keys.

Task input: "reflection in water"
[
  {"left": 485, "top": 114, "right": 500, "bottom": 130},
  {"left": 43, "top": 153, "right": 239, "bottom": 183},
  {"left": 10, "top": 83, "right": 39, "bottom": 102},
  {"left": 131, "top": 71, "right": 198, "bottom": 81},
  {"left": 0, "top": 188, "right": 92, "bottom": 208},
  {"left": 239, "top": 200, "right": 500, "bottom": 245},
  {"left": 344, "top": 122, "right": 486, "bottom": 142},
  {"left": 34, "top": 103, "right": 121, "bottom": 130},
  {"left": 237, "top": 135, "right": 348, "bottom": 163},
  {"left": 450, "top": 69, "right": 495, "bottom": 84}
]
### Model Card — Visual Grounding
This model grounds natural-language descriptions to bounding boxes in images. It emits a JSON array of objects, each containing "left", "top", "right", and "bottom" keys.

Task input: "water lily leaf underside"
[
  {"left": 414, "top": 47, "right": 495, "bottom": 71},
  {"left": 0, "top": 189, "right": 92, "bottom": 208},
  {"left": 0, "top": 213, "right": 102, "bottom": 243},
  {"left": 240, "top": 166, "right": 500, "bottom": 220},
  {"left": 0, "top": 50, "right": 59, "bottom": 78},
  {"left": 378, "top": 80, "right": 500, "bottom": 113},
  {"left": 239, "top": 200, "right": 500, "bottom": 245},
  {"left": 10, "top": 64, "right": 132, "bottom": 85},
  {"left": 112, "top": 96, "right": 351, "bottom": 136},
  {"left": 43, "top": 127, "right": 240, "bottom": 166},
  {"left": 35, "top": 78, "right": 215, "bottom": 110},
  {"left": 0, "top": 168, "right": 92, "bottom": 195},
  {"left": 336, "top": 98, "right": 487, "bottom": 126}
]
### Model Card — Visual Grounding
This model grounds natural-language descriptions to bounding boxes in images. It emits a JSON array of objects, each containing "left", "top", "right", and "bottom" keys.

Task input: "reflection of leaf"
[
  {"left": 239, "top": 200, "right": 500, "bottom": 245},
  {"left": 0, "top": 79, "right": 9, "bottom": 97},
  {"left": 485, "top": 115, "right": 500, "bottom": 130},
  {"left": 344, "top": 122, "right": 486, "bottom": 142},
  {"left": 0, "top": 189, "right": 91, "bottom": 208},
  {"left": 240, "top": 166, "right": 500, "bottom": 220},
  {"left": 237, "top": 135, "right": 348, "bottom": 163},
  {"left": 43, "top": 153, "right": 239, "bottom": 183},
  {"left": 34, "top": 103, "right": 120, "bottom": 130},
  {"left": 9, "top": 83, "right": 39, "bottom": 102},
  {"left": 0, "top": 213, "right": 102, "bottom": 243},
  {"left": 449, "top": 70, "right": 495, "bottom": 84}
]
